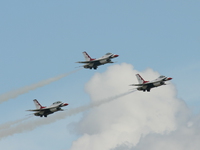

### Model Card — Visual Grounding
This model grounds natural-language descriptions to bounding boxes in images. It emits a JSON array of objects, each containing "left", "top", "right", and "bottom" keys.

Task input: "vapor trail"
[
  {"left": 0, "top": 117, "right": 31, "bottom": 131},
  {"left": 0, "top": 90, "right": 135, "bottom": 140},
  {"left": 0, "top": 68, "right": 82, "bottom": 104}
]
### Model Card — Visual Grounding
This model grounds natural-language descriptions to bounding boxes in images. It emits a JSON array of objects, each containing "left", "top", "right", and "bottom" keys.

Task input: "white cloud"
[
  {"left": 128, "top": 115, "right": 200, "bottom": 150},
  {"left": 69, "top": 63, "right": 190, "bottom": 150}
]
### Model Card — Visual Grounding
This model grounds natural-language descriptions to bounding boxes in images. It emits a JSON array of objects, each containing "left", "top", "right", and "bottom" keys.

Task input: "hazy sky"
[{"left": 0, "top": 1, "right": 199, "bottom": 150}]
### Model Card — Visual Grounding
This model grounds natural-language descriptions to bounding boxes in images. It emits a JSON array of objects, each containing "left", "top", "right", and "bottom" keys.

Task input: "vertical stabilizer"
[
  {"left": 136, "top": 74, "right": 147, "bottom": 84},
  {"left": 33, "top": 99, "right": 45, "bottom": 109},
  {"left": 82, "top": 51, "right": 95, "bottom": 61}
]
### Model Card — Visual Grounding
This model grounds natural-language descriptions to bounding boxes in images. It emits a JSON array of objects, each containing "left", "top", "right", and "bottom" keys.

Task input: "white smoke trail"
[
  {"left": 0, "top": 117, "right": 31, "bottom": 131},
  {"left": 0, "top": 68, "right": 82, "bottom": 104},
  {"left": 0, "top": 90, "right": 135, "bottom": 140}
]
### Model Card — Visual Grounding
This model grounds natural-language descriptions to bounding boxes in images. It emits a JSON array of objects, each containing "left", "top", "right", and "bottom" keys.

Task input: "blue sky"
[{"left": 0, "top": 1, "right": 200, "bottom": 150}]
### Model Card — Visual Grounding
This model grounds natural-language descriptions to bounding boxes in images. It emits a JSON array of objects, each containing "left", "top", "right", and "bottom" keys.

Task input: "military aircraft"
[
  {"left": 76, "top": 51, "right": 119, "bottom": 69},
  {"left": 130, "top": 74, "right": 172, "bottom": 92},
  {"left": 27, "top": 99, "right": 69, "bottom": 117}
]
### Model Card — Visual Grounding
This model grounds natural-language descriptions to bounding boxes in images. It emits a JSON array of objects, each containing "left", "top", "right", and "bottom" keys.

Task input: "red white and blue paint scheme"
[
  {"left": 27, "top": 99, "right": 69, "bottom": 117},
  {"left": 77, "top": 51, "right": 119, "bottom": 70},
  {"left": 130, "top": 74, "right": 172, "bottom": 92}
]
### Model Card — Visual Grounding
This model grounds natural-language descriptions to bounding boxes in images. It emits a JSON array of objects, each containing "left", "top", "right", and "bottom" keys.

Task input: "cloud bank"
[
  {"left": 130, "top": 115, "right": 200, "bottom": 150},
  {"left": 69, "top": 63, "right": 199, "bottom": 150}
]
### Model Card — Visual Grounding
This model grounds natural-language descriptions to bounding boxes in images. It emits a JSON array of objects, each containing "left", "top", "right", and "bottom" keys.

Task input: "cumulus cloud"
[
  {"left": 129, "top": 115, "right": 200, "bottom": 150},
  {"left": 69, "top": 63, "right": 193, "bottom": 150}
]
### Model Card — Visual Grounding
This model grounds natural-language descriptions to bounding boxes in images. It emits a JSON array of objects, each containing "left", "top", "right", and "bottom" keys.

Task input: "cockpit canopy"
[
  {"left": 52, "top": 101, "right": 62, "bottom": 105},
  {"left": 159, "top": 75, "right": 165, "bottom": 78},
  {"left": 105, "top": 53, "right": 112, "bottom": 55}
]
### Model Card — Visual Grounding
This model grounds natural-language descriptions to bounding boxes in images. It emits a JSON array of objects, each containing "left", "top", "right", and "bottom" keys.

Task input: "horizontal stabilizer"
[
  {"left": 130, "top": 84, "right": 143, "bottom": 86},
  {"left": 26, "top": 109, "right": 40, "bottom": 112}
]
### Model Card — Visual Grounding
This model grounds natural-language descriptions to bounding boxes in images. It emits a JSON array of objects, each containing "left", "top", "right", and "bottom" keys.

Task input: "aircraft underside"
[
  {"left": 138, "top": 82, "right": 164, "bottom": 92},
  {"left": 137, "top": 86, "right": 151, "bottom": 92},
  {"left": 84, "top": 60, "right": 113, "bottom": 70},
  {"left": 34, "top": 107, "right": 64, "bottom": 117},
  {"left": 34, "top": 111, "right": 54, "bottom": 117},
  {"left": 84, "top": 62, "right": 102, "bottom": 70}
]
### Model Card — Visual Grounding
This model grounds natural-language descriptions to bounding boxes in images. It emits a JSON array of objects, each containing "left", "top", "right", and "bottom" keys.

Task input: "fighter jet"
[
  {"left": 27, "top": 99, "right": 69, "bottom": 117},
  {"left": 76, "top": 51, "right": 119, "bottom": 70},
  {"left": 130, "top": 74, "right": 172, "bottom": 92}
]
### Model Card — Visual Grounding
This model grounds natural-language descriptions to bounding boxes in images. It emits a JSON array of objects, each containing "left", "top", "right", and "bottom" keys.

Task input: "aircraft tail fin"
[
  {"left": 33, "top": 99, "right": 45, "bottom": 109},
  {"left": 136, "top": 74, "right": 147, "bottom": 84},
  {"left": 82, "top": 51, "right": 95, "bottom": 61}
]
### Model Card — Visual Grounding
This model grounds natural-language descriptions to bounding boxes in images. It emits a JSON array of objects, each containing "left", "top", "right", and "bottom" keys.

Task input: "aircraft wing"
[
  {"left": 143, "top": 81, "right": 154, "bottom": 85},
  {"left": 130, "top": 84, "right": 143, "bottom": 86},
  {"left": 77, "top": 57, "right": 110, "bottom": 63},
  {"left": 142, "top": 79, "right": 164, "bottom": 85},
  {"left": 130, "top": 82, "right": 155, "bottom": 86},
  {"left": 77, "top": 60, "right": 100, "bottom": 63},
  {"left": 76, "top": 61, "right": 90, "bottom": 63},
  {"left": 27, "top": 105, "right": 61, "bottom": 112},
  {"left": 27, "top": 109, "right": 42, "bottom": 112}
]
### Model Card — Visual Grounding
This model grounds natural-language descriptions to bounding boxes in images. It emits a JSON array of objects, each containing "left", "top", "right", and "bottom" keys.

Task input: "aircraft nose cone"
[
  {"left": 63, "top": 103, "right": 69, "bottom": 106},
  {"left": 113, "top": 54, "right": 119, "bottom": 57},
  {"left": 168, "top": 77, "right": 172, "bottom": 80}
]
